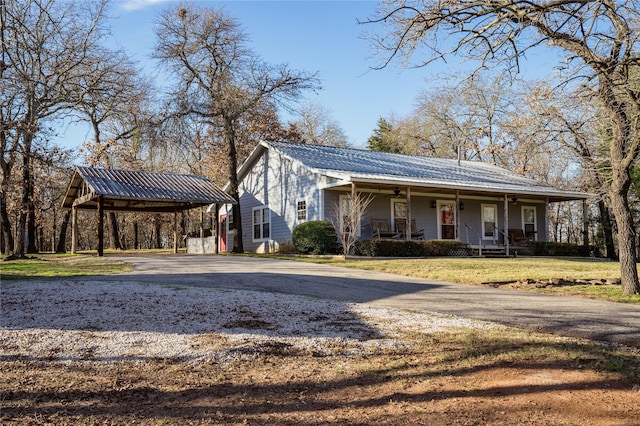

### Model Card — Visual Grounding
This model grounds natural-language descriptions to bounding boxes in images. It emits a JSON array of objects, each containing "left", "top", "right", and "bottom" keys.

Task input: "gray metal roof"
[
  {"left": 62, "top": 167, "right": 236, "bottom": 211},
  {"left": 262, "top": 141, "right": 589, "bottom": 201}
]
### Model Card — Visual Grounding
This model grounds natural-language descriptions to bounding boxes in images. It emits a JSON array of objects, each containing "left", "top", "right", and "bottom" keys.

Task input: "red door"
[{"left": 219, "top": 214, "right": 227, "bottom": 252}]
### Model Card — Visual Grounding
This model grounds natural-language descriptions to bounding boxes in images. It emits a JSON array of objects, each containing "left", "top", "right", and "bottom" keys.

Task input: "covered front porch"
[{"left": 323, "top": 180, "right": 590, "bottom": 256}]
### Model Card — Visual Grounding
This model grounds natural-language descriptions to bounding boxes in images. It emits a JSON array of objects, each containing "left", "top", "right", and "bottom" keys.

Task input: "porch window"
[
  {"left": 522, "top": 206, "right": 537, "bottom": 240},
  {"left": 391, "top": 200, "right": 407, "bottom": 232},
  {"left": 482, "top": 204, "right": 497, "bottom": 240},
  {"left": 297, "top": 200, "right": 307, "bottom": 221},
  {"left": 438, "top": 201, "right": 456, "bottom": 240},
  {"left": 253, "top": 206, "right": 270, "bottom": 241}
]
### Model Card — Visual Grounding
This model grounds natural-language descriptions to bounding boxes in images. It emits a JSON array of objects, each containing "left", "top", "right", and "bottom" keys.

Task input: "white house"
[{"left": 215, "top": 140, "right": 589, "bottom": 254}]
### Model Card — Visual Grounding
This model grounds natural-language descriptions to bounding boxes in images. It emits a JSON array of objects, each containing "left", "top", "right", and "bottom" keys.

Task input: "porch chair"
[
  {"left": 371, "top": 218, "right": 400, "bottom": 239},
  {"left": 395, "top": 218, "right": 424, "bottom": 240},
  {"left": 508, "top": 228, "right": 531, "bottom": 246}
]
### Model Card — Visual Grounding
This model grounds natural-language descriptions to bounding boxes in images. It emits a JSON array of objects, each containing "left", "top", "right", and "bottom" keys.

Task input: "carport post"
[
  {"left": 97, "top": 196, "right": 104, "bottom": 257},
  {"left": 71, "top": 206, "right": 77, "bottom": 254},
  {"left": 173, "top": 211, "right": 178, "bottom": 254},
  {"left": 214, "top": 204, "right": 220, "bottom": 254}
]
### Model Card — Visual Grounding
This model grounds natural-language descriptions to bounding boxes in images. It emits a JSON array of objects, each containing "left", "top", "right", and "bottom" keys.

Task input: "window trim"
[{"left": 252, "top": 206, "right": 271, "bottom": 242}]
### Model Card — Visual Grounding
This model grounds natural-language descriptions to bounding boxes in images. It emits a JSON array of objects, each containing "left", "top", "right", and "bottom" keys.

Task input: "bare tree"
[
  {"left": 153, "top": 4, "right": 319, "bottom": 253},
  {"left": 329, "top": 191, "right": 374, "bottom": 257},
  {"left": 1, "top": 0, "right": 109, "bottom": 257},
  {"left": 291, "top": 101, "right": 351, "bottom": 147},
  {"left": 366, "top": 0, "right": 640, "bottom": 294},
  {"left": 74, "top": 48, "right": 149, "bottom": 250}
]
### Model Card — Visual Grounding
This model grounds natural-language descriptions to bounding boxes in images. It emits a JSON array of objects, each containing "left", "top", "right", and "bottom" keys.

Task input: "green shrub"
[
  {"left": 529, "top": 241, "right": 599, "bottom": 257},
  {"left": 354, "top": 239, "right": 466, "bottom": 257},
  {"left": 292, "top": 221, "right": 339, "bottom": 255}
]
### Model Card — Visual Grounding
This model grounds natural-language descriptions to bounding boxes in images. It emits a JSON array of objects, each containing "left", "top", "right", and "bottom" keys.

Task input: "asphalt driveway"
[{"left": 107, "top": 254, "right": 640, "bottom": 347}]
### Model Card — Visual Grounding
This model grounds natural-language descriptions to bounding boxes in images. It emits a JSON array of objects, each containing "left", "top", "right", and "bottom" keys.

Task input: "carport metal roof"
[{"left": 62, "top": 166, "right": 236, "bottom": 212}]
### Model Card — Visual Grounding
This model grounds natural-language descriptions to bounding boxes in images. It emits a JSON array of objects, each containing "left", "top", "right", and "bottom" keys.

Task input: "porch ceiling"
[{"left": 329, "top": 179, "right": 589, "bottom": 203}]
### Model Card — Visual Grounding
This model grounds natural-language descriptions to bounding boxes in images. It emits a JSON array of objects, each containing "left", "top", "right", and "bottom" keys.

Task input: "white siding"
[{"left": 237, "top": 149, "right": 324, "bottom": 252}]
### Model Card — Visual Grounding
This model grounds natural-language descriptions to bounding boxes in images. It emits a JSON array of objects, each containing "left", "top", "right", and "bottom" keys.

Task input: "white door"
[{"left": 481, "top": 204, "right": 497, "bottom": 241}]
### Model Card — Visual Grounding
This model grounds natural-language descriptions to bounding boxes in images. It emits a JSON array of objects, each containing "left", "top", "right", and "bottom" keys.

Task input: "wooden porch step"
[{"left": 469, "top": 244, "right": 508, "bottom": 257}]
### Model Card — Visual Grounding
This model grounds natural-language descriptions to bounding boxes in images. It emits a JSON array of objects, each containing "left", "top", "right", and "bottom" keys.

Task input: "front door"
[
  {"left": 438, "top": 201, "right": 456, "bottom": 240},
  {"left": 219, "top": 214, "right": 227, "bottom": 252}
]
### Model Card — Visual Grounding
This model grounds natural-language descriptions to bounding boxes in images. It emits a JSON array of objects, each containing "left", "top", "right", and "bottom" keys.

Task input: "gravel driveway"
[{"left": 105, "top": 254, "right": 640, "bottom": 347}]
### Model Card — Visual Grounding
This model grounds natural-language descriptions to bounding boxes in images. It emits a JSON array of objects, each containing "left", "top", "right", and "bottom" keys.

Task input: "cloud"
[{"left": 119, "top": 0, "right": 170, "bottom": 12}]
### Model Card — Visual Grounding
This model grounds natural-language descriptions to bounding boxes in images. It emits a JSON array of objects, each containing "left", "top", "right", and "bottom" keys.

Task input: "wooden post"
[
  {"left": 545, "top": 197, "right": 550, "bottom": 242},
  {"left": 200, "top": 207, "right": 205, "bottom": 238},
  {"left": 214, "top": 204, "right": 220, "bottom": 254},
  {"left": 405, "top": 187, "right": 412, "bottom": 241},
  {"left": 583, "top": 199, "right": 589, "bottom": 248},
  {"left": 173, "top": 211, "right": 178, "bottom": 254},
  {"left": 455, "top": 190, "right": 460, "bottom": 240},
  {"left": 504, "top": 194, "right": 509, "bottom": 256},
  {"left": 71, "top": 206, "right": 78, "bottom": 254},
  {"left": 97, "top": 196, "right": 104, "bottom": 257}
]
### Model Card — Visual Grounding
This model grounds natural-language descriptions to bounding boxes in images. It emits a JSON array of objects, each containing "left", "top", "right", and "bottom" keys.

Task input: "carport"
[{"left": 61, "top": 167, "right": 236, "bottom": 256}]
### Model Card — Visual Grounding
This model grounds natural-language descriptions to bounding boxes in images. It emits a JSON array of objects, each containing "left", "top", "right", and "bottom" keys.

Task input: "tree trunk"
[
  {"left": 224, "top": 117, "right": 243, "bottom": 253},
  {"left": 133, "top": 221, "right": 139, "bottom": 250},
  {"left": 0, "top": 190, "right": 13, "bottom": 256},
  {"left": 108, "top": 212, "right": 123, "bottom": 250},
  {"left": 56, "top": 210, "right": 71, "bottom": 253},
  {"left": 27, "top": 196, "right": 37, "bottom": 253},
  {"left": 597, "top": 199, "right": 617, "bottom": 261},
  {"left": 154, "top": 214, "right": 162, "bottom": 249},
  {"left": 609, "top": 187, "right": 640, "bottom": 294},
  {"left": 14, "top": 137, "right": 32, "bottom": 257}
]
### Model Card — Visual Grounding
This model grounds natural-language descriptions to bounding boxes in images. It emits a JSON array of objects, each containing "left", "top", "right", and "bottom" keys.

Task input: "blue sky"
[{"left": 60, "top": 0, "right": 558, "bottom": 150}]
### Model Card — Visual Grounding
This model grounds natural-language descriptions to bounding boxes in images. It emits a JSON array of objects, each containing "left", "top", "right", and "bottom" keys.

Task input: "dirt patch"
[
  {"left": 2, "top": 335, "right": 639, "bottom": 425},
  {"left": 483, "top": 277, "right": 622, "bottom": 288}
]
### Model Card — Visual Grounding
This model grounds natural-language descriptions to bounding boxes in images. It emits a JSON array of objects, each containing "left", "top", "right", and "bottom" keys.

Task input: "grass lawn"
[
  {"left": 0, "top": 253, "right": 132, "bottom": 279},
  {"left": 283, "top": 256, "right": 640, "bottom": 304}
]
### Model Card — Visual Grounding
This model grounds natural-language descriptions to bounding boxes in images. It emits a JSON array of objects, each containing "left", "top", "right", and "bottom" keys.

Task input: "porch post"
[
  {"left": 455, "top": 190, "right": 460, "bottom": 240},
  {"left": 71, "top": 205, "right": 77, "bottom": 254},
  {"left": 173, "top": 211, "right": 178, "bottom": 254},
  {"left": 545, "top": 197, "right": 550, "bottom": 242},
  {"left": 582, "top": 199, "right": 589, "bottom": 247},
  {"left": 504, "top": 194, "right": 509, "bottom": 256},
  {"left": 97, "top": 196, "right": 104, "bottom": 257},
  {"left": 406, "top": 186, "right": 412, "bottom": 241}
]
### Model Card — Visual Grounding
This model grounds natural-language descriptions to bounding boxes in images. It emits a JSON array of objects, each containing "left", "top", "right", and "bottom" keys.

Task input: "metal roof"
[
  {"left": 257, "top": 141, "right": 589, "bottom": 202},
  {"left": 62, "top": 167, "right": 236, "bottom": 212}
]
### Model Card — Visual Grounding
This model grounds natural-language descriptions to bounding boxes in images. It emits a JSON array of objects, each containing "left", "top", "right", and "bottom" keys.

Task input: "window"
[
  {"left": 297, "top": 200, "right": 307, "bottom": 221},
  {"left": 391, "top": 200, "right": 407, "bottom": 232},
  {"left": 253, "top": 206, "right": 270, "bottom": 241},
  {"left": 522, "top": 206, "right": 537, "bottom": 240},
  {"left": 482, "top": 204, "right": 497, "bottom": 240}
]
